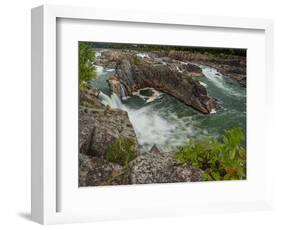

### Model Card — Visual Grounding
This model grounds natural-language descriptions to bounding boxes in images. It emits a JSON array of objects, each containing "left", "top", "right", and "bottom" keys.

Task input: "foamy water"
[
  {"left": 99, "top": 92, "right": 198, "bottom": 152},
  {"left": 201, "top": 66, "right": 245, "bottom": 98},
  {"left": 91, "top": 63, "right": 246, "bottom": 152}
]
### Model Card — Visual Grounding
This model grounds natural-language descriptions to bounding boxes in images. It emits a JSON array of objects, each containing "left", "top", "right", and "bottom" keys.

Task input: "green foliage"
[
  {"left": 91, "top": 42, "right": 246, "bottom": 57},
  {"left": 79, "top": 42, "right": 96, "bottom": 89},
  {"left": 107, "top": 138, "right": 137, "bottom": 166},
  {"left": 175, "top": 128, "right": 246, "bottom": 181}
]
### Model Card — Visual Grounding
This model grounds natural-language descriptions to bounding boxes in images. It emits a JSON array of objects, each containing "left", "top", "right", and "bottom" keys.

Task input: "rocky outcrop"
[
  {"left": 79, "top": 85, "right": 140, "bottom": 186},
  {"left": 79, "top": 150, "right": 202, "bottom": 186},
  {"left": 112, "top": 58, "right": 217, "bottom": 114},
  {"left": 155, "top": 50, "right": 247, "bottom": 87},
  {"left": 80, "top": 85, "right": 104, "bottom": 109},
  {"left": 129, "top": 151, "right": 202, "bottom": 184},
  {"left": 80, "top": 107, "right": 138, "bottom": 159},
  {"left": 79, "top": 86, "right": 138, "bottom": 159},
  {"left": 79, "top": 98, "right": 203, "bottom": 186}
]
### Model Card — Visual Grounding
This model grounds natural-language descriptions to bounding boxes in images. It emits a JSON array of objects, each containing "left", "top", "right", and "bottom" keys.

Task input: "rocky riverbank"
[
  {"left": 79, "top": 85, "right": 202, "bottom": 186},
  {"left": 154, "top": 50, "right": 247, "bottom": 87},
  {"left": 96, "top": 49, "right": 246, "bottom": 87}
]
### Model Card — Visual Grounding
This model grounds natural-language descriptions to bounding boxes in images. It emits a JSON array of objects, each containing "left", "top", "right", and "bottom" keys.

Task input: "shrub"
[
  {"left": 175, "top": 128, "right": 246, "bottom": 181},
  {"left": 107, "top": 138, "right": 137, "bottom": 166}
]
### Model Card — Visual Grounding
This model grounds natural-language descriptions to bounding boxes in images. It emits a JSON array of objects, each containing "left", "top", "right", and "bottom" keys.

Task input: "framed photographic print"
[{"left": 31, "top": 5, "right": 274, "bottom": 225}]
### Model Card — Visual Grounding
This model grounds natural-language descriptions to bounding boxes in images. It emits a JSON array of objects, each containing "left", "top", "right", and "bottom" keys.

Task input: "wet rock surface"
[{"left": 112, "top": 58, "right": 217, "bottom": 114}]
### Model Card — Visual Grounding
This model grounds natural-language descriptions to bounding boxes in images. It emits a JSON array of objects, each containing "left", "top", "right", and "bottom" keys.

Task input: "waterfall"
[
  {"left": 120, "top": 84, "right": 128, "bottom": 101},
  {"left": 93, "top": 65, "right": 104, "bottom": 74},
  {"left": 98, "top": 91, "right": 112, "bottom": 107},
  {"left": 98, "top": 91, "right": 124, "bottom": 109},
  {"left": 110, "top": 93, "right": 124, "bottom": 109}
]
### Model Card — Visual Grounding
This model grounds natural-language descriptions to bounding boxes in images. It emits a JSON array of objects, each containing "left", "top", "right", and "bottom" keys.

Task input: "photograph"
[{"left": 79, "top": 42, "right": 247, "bottom": 186}]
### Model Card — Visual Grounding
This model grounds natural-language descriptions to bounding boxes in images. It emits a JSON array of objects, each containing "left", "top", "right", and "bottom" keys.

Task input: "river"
[{"left": 90, "top": 63, "right": 246, "bottom": 153}]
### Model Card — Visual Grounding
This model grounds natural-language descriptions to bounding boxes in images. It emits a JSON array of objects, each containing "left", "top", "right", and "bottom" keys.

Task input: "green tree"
[{"left": 79, "top": 42, "right": 96, "bottom": 89}]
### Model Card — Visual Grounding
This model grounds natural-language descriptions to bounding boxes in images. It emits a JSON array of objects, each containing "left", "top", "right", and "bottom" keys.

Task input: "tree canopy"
[{"left": 79, "top": 42, "right": 96, "bottom": 89}]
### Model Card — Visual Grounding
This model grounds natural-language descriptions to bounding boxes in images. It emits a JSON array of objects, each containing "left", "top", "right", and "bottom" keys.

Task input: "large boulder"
[
  {"left": 79, "top": 105, "right": 138, "bottom": 159},
  {"left": 112, "top": 58, "right": 216, "bottom": 114}
]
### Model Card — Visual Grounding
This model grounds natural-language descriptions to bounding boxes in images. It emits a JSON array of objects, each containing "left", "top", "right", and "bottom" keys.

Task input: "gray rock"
[
  {"left": 80, "top": 85, "right": 104, "bottom": 109},
  {"left": 79, "top": 154, "right": 129, "bottom": 186},
  {"left": 129, "top": 153, "right": 202, "bottom": 184},
  {"left": 79, "top": 107, "right": 138, "bottom": 160},
  {"left": 79, "top": 152, "right": 202, "bottom": 186},
  {"left": 112, "top": 58, "right": 217, "bottom": 114}
]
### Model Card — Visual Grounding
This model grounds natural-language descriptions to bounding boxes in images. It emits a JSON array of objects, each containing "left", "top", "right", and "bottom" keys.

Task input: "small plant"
[
  {"left": 107, "top": 138, "right": 137, "bottom": 166},
  {"left": 175, "top": 128, "right": 246, "bottom": 181}
]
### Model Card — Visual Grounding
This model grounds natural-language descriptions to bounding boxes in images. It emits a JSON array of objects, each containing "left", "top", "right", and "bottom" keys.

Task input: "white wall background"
[{"left": 0, "top": 0, "right": 280, "bottom": 229}]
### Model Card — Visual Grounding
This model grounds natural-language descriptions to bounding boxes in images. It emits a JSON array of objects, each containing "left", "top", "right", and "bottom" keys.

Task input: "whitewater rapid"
[{"left": 98, "top": 90, "right": 195, "bottom": 152}]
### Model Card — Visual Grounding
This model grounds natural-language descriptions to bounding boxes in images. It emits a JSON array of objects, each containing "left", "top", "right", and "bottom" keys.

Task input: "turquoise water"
[{"left": 90, "top": 64, "right": 246, "bottom": 153}]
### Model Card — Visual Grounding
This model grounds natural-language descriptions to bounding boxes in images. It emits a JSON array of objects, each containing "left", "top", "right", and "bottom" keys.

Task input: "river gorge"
[
  {"left": 79, "top": 45, "right": 247, "bottom": 186},
  {"left": 91, "top": 52, "right": 246, "bottom": 153}
]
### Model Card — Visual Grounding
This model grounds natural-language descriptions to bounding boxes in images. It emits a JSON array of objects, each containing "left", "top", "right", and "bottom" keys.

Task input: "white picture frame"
[{"left": 31, "top": 4, "right": 274, "bottom": 225}]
